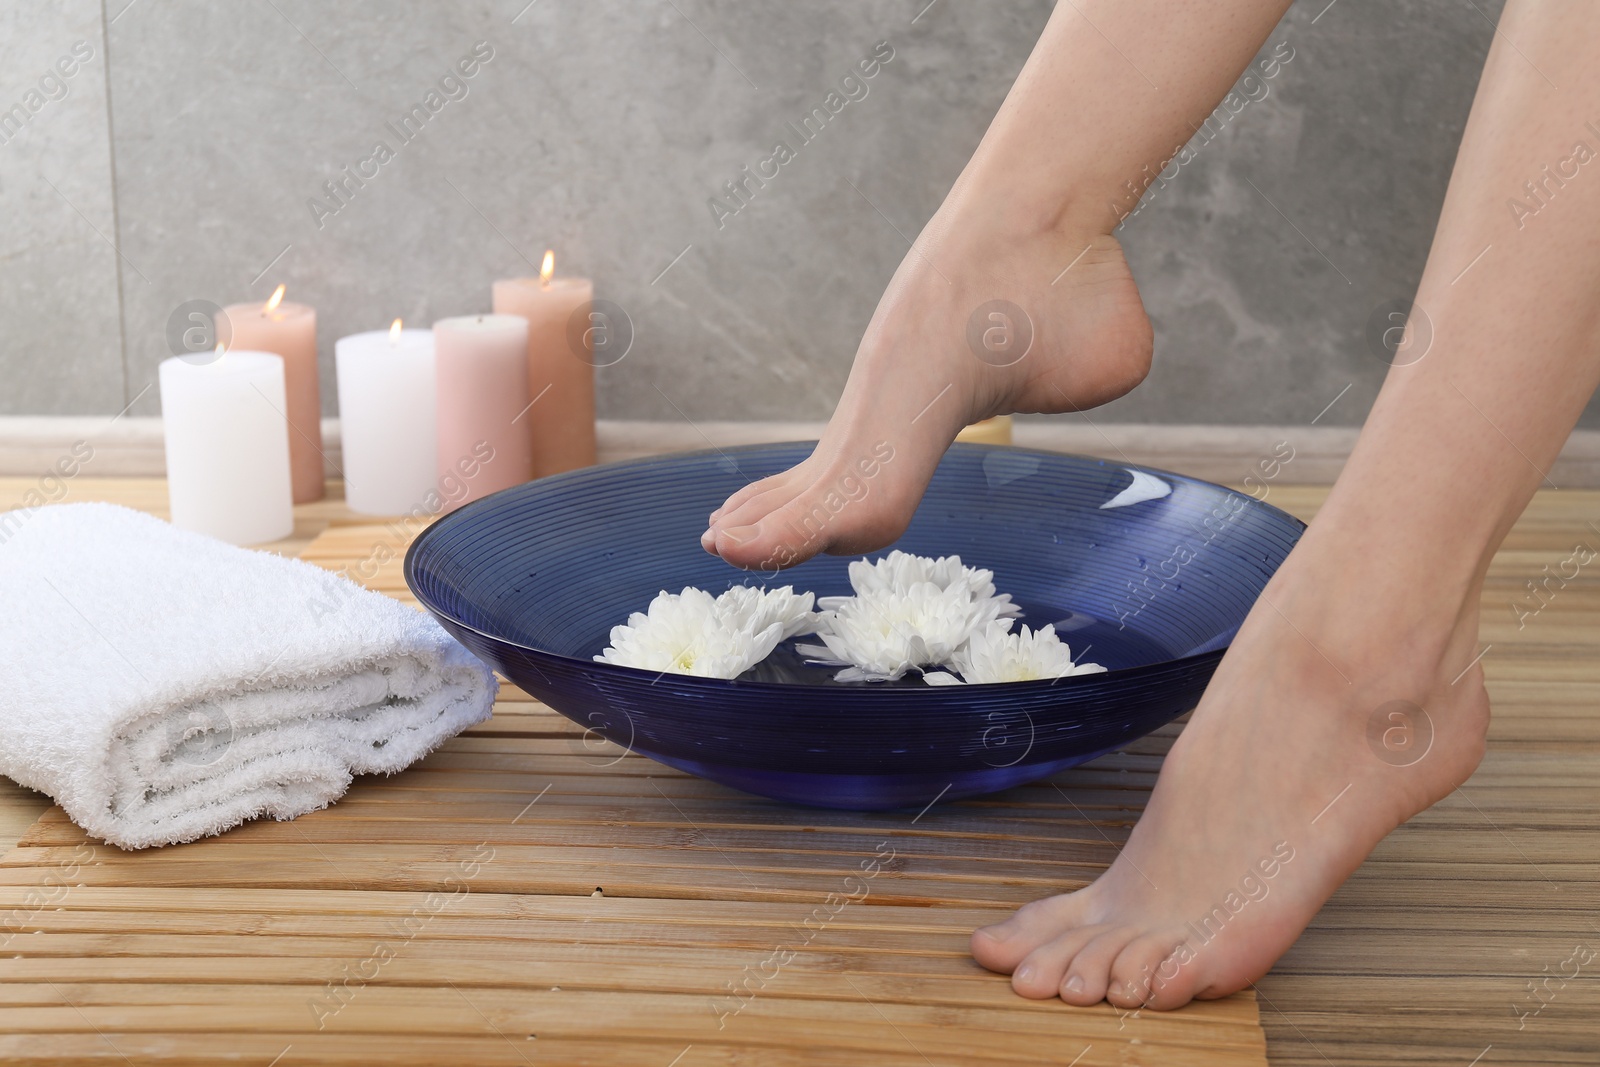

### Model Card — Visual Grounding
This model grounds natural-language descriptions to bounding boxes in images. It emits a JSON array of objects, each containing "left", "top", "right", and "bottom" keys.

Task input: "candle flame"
[
  {"left": 264, "top": 284, "right": 286, "bottom": 313},
  {"left": 540, "top": 250, "right": 554, "bottom": 287},
  {"left": 390, "top": 318, "right": 403, "bottom": 342}
]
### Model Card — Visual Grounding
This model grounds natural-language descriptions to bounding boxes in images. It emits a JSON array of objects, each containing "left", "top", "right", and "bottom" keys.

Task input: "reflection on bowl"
[{"left": 405, "top": 443, "right": 1303, "bottom": 811}]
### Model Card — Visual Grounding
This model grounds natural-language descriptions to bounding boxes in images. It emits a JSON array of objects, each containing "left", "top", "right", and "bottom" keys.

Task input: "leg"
[
  {"left": 703, "top": 0, "right": 1296, "bottom": 568},
  {"left": 974, "top": 0, "right": 1600, "bottom": 1009}
]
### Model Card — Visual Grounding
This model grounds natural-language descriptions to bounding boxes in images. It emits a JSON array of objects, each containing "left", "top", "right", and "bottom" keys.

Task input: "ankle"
[
  {"left": 1260, "top": 534, "right": 1480, "bottom": 691},
  {"left": 935, "top": 150, "right": 1121, "bottom": 256}
]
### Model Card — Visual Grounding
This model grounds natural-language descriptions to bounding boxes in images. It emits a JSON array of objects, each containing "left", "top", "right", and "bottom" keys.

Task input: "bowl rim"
[{"left": 403, "top": 441, "right": 1306, "bottom": 692}]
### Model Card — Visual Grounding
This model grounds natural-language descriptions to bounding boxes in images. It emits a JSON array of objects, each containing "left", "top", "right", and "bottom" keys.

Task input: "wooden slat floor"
[
  {"left": 3, "top": 476, "right": 1599, "bottom": 1064},
  {"left": 0, "top": 489, "right": 1263, "bottom": 1065}
]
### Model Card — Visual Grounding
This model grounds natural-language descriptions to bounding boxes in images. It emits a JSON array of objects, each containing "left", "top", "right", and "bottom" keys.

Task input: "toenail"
[
  {"left": 1014, "top": 963, "right": 1035, "bottom": 984},
  {"left": 1064, "top": 974, "right": 1085, "bottom": 995},
  {"left": 720, "top": 524, "right": 758, "bottom": 545}
]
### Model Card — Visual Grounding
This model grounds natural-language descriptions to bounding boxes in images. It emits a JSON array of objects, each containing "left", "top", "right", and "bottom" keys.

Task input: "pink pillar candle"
[
  {"left": 492, "top": 256, "right": 596, "bottom": 478},
  {"left": 432, "top": 314, "right": 532, "bottom": 510},
  {"left": 223, "top": 289, "right": 323, "bottom": 504}
]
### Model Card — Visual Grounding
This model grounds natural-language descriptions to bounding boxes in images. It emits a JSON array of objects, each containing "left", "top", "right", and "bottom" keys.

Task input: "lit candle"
[
  {"left": 159, "top": 348, "right": 293, "bottom": 545},
  {"left": 222, "top": 285, "right": 324, "bottom": 504},
  {"left": 432, "top": 313, "right": 532, "bottom": 510},
  {"left": 335, "top": 319, "right": 437, "bottom": 516},
  {"left": 492, "top": 251, "right": 597, "bottom": 478}
]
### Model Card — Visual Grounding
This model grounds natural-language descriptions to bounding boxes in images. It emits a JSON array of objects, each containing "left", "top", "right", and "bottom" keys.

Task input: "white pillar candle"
[
  {"left": 159, "top": 351, "right": 293, "bottom": 545},
  {"left": 335, "top": 321, "right": 437, "bottom": 516}
]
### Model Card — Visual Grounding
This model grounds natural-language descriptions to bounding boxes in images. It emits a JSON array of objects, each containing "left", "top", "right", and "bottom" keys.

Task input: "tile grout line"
[{"left": 99, "top": 0, "right": 133, "bottom": 417}]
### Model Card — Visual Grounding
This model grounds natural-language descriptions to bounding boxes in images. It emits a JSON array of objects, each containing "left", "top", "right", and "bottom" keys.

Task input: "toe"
[
  {"left": 971, "top": 893, "right": 1091, "bottom": 973},
  {"left": 709, "top": 506, "right": 812, "bottom": 571},
  {"left": 711, "top": 484, "right": 801, "bottom": 538},
  {"left": 1108, "top": 934, "right": 1199, "bottom": 1011},
  {"left": 711, "top": 465, "right": 810, "bottom": 525},
  {"left": 711, "top": 519, "right": 798, "bottom": 572},
  {"left": 713, "top": 523, "right": 762, "bottom": 552},
  {"left": 711, "top": 476, "right": 778, "bottom": 525},
  {"left": 759, "top": 483, "right": 908, "bottom": 561},
  {"left": 1058, "top": 927, "right": 1141, "bottom": 1006},
  {"left": 1006, "top": 924, "right": 1110, "bottom": 999}
]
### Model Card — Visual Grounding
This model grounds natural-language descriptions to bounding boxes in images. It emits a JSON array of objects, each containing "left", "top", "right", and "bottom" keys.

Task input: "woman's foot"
[
  {"left": 969, "top": 556, "right": 1490, "bottom": 1010},
  {"left": 702, "top": 209, "right": 1153, "bottom": 572}
]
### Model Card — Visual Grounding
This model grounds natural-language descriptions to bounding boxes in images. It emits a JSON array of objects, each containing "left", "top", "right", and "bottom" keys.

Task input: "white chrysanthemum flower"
[
  {"left": 800, "top": 552, "right": 1021, "bottom": 682},
  {"left": 817, "top": 550, "right": 1019, "bottom": 614},
  {"left": 711, "top": 584, "right": 818, "bottom": 641},
  {"left": 595, "top": 586, "right": 816, "bottom": 679},
  {"left": 923, "top": 621, "right": 1107, "bottom": 686}
]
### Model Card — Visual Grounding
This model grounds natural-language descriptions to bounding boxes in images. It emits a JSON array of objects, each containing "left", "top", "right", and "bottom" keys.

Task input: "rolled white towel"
[{"left": 0, "top": 503, "right": 496, "bottom": 850}]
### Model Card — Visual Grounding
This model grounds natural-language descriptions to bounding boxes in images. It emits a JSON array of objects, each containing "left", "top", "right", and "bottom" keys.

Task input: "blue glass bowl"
[{"left": 405, "top": 443, "right": 1303, "bottom": 811}]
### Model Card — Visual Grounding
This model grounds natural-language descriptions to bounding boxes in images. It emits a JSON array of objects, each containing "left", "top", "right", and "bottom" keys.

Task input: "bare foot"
[
  {"left": 969, "top": 556, "right": 1490, "bottom": 1010},
  {"left": 702, "top": 209, "right": 1153, "bottom": 571}
]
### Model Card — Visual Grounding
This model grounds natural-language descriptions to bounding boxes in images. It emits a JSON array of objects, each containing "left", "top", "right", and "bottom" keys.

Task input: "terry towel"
[{"left": 0, "top": 503, "right": 496, "bottom": 850}]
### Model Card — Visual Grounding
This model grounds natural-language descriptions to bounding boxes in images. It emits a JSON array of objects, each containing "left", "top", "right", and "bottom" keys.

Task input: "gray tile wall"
[
  {"left": 1, "top": 0, "right": 123, "bottom": 414},
  {"left": 5, "top": 0, "right": 1590, "bottom": 429}
]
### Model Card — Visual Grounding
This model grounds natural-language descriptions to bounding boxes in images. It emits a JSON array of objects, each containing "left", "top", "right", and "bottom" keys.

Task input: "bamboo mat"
[
  {"left": 5, "top": 477, "right": 1600, "bottom": 1064},
  {"left": 0, "top": 514, "right": 1268, "bottom": 1065}
]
